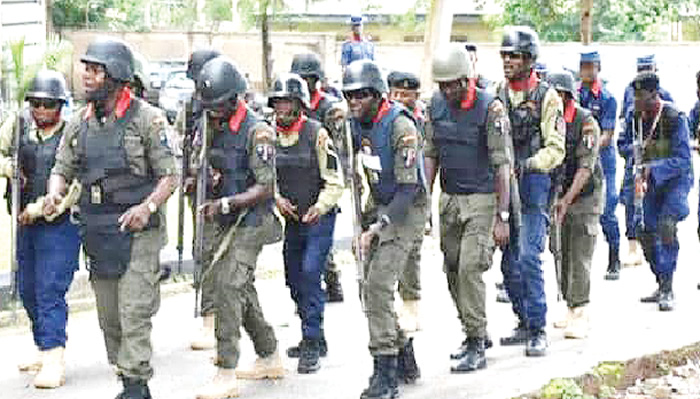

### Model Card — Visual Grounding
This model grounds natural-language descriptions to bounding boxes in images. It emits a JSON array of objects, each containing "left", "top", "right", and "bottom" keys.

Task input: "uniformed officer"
[
  {"left": 463, "top": 43, "right": 492, "bottom": 90},
  {"left": 0, "top": 70, "right": 81, "bottom": 389},
  {"left": 193, "top": 57, "right": 284, "bottom": 399},
  {"left": 688, "top": 70, "right": 700, "bottom": 141},
  {"left": 177, "top": 48, "right": 224, "bottom": 352},
  {"left": 343, "top": 60, "right": 424, "bottom": 398},
  {"left": 534, "top": 62, "right": 548, "bottom": 81},
  {"left": 45, "top": 37, "right": 177, "bottom": 399},
  {"left": 387, "top": 70, "right": 426, "bottom": 333},
  {"left": 269, "top": 73, "right": 344, "bottom": 374},
  {"left": 341, "top": 15, "right": 375, "bottom": 71},
  {"left": 548, "top": 70, "right": 603, "bottom": 339},
  {"left": 497, "top": 26, "right": 565, "bottom": 357},
  {"left": 425, "top": 44, "right": 511, "bottom": 372},
  {"left": 289, "top": 52, "right": 346, "bottom": 304},
  {"left": 578, "top": 50, "right": 621, "bottom": 280},
  {"left": 618, "top": 56, "right": 675, "bottom": 268},
  {"left": 618, "top": 72, "right": 693, "bottom": 312}
]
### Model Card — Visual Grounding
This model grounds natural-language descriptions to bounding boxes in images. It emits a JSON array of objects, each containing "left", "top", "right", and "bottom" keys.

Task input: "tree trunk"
[
  {"left": 580, "top": 0, "right": 593, "bottom": 44},
  {"left": 261, "top": 0, "right": 272, "bottom": 90},
  {"left": 421, "top": 0, "right": 453, "bottom": 95},
  {"left": 46, "top": 0, "right": 54, "bottom": 36}
]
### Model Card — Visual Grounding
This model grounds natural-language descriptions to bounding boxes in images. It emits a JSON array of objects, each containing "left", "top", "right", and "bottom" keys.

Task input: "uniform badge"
[
  {"left": 256, "top": 143, "right": 274, "bottom": 162},
  {"left": 556, "top": 114, "right": 566, "bottom": 135},
  {"left": 583, "top": 133, "right": 595, "bottom": 150},
  {"left": 90, "top": 185, "right": 102, "bottom": 204}
]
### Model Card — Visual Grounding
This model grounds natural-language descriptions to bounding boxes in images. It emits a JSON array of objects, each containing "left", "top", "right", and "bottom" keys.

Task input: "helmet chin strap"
[{"left": 91, "top": 79, "right": 122, "bottom": 120}]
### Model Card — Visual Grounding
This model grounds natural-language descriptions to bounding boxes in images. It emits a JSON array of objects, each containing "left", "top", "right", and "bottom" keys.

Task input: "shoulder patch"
[{"left": 556, "top": 113, "right": 566, "bottom": 136}]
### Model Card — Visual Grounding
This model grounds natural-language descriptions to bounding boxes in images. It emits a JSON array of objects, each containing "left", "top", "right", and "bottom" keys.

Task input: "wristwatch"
[
  {"left": 498, "top": 211, "right": 510, "bottom": 223},
  {"left": 220, "top": 197, "right": 231, "bottom": 215},
  {"left": 147, "top": 201, "right": 158, "bottom": 214}
]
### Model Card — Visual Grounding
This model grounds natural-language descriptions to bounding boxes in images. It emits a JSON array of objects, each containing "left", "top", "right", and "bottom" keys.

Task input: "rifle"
[
  {"left": 9, "top": 112, "right": 23, "bottom": 318},
  {"left": 550, "top": 185, "right": 563, "bottom": 302},
  {"left": 177, "top": 100, "right": 196, "bottom": 276},
  {"left": 343, "top": 119, "right": 366, "bottom": 309},
  {"left": 632, "top": 115, "right": 645, "bottom": 232},
  {"left": 192, "top": 109, "right": 209, "bottom": 318}
]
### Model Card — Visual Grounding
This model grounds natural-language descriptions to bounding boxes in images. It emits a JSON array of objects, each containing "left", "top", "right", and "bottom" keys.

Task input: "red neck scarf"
[
  {"left": 509, "top": 70, "right": 538, "bottom": 92},
  {"left": 228, "top": 100, "right": 248, "bottom": 133},
  {"left": 461, "top": 78, "right": 478, "bottom": 110},
  {"left": 277, "top": 114, "right": 307, "bottom": 135},
  {"left": 413, "top": 103, "right": 424, "bottom": 121},
  {"left": 84, "top": 86, "right": 133, "bottom": 120},
  {"left": 564, "top": 99, "right": 577, "bottom": 123},
  {"left": 310, "top": 90, "right": 322, "bottom": 111},
  {"left": 372, "top": 99, "right": 390, "bottom": 123}
]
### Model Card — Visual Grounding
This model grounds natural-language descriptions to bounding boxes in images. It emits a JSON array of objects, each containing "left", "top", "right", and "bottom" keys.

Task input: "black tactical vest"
[
  {"left": 499, "top": 81, "right": 549, "bottom": 167},
  {"left": 559, "top": 105, "right": 596, "bottom": 197},
  {"left": 642, "top": 104, "right": 679, "bottom": 162},
  {"left": 77, "top": 99, "right": 159, "bottom": 278},
  {"left": 276, "top": 118, "right": 323, "bottom": 217},
  {"left": 431, "top": 89, "right": 495, "bottom": 195},
  {"left": 20, "top": 122, "right": 65, "bottom": 210},
  {"left": 208, "top": 107, "right": 272, "bottom": 226}
]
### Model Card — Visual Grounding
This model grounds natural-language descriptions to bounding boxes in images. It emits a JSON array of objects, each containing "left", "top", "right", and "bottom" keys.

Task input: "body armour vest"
[
  {"left": 276, "top": 118, "right": 323, "bottom": 217},
  {"left": 499, "top": 81, "right": 549, "bottom": 167},
  {"left": 643, "top": 103, "right": 679, "bottom": 162},
  {"left": 559, "top": 105, "right": 596, "bottom": 197},
  {"left": 77, "top": 99, "right": 159, "bottom": 278},
  {"left": 431, "top": 89, "right": 496, "bottom": 195},
  {"left": 351, "top": 103, "right": 415, "bottom": 206},
  {"left": 208, "top": 106, "right": 272, "bottom": 226},
  {"left": 20, "top": 121, "right": 65, "bottom": 210}
]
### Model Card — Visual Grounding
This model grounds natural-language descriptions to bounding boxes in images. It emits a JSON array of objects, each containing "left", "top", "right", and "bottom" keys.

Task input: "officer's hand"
[
  {"left": 493, "top": 219, "right": 510, "bottom": 247},
  {"left": 119, "top": 203, "right": 151, "bottom": 232},
  {"left": 210, "top": 168, "right": 223, "bottom": 189},
  {"left": 360, "top": 223, "right": 381, "bottom": 257},
  {"left": 276, "top": 197, "right": 299, "bottom": 221},
  {"left": 183, "top": 177, "right": 196, "bottom": 194},
  {"left": 43, "top": 192, "right": 63, "bottom": 217},
  {"left": 18, "top": 210, "right": 35, "bottom": 226},
  {"left": 302, "top": 206, "right": 321, "bottom": 225},
  {"left": 554, "top": 199, "right": 570, "bottom": 225},
  {"left": 199, "top": 201, "right": 221, "bottom": 221}
]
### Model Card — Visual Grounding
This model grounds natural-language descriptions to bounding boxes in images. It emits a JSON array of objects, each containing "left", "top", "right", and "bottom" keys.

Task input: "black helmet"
[
  {"left": 290, "top": 53, "right": 324, "bottom": 80},
  {"left": 387, "top": 71, "right": 420, "bottom": 90},
  {"left": 80, "top": 37, "right": 134, "bottom": 82},
  {"left": 547, "top": 69, "right": 576, "bottom": 96},
  {"left": 501, "top": 26, "right": 540, "bottom": 61},
  {"left": 197, "top": 57, "right": 247, "bottom": 109},
  {"left": 342, "top": 60, "right": 387, "bottom": 94},
  {"left": 187, "top": 49, "right": 222, "bottom": 81},
  {"left": 268, "top": 73, "right": 311, "bottom": 109},
  {"left": 25, "top": 70, "right": 68, "bottom": 102}
]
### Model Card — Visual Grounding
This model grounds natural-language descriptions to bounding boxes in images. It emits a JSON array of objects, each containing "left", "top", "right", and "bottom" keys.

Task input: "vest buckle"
[{"left": 90, "top": 184, "right": 102, "bottom": 204}]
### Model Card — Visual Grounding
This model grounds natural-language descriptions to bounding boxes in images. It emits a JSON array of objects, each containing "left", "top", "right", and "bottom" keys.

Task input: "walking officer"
[
  {"left": 618, "top": 72, "right": 693, "bottom": 312},
  {"left": 463, "top": 43, "right": 492, "bottom": 90},
  {"left": 341, "top": 15, "right": 375, "bottom": 72},
  {"left": 425, "top": 43, "right": 512, "bottom": 372},
  {"left": 45, "top": 37, "right": 177, "bottom": 399},
  {"left": 548, "top": 70, "right": 603, "bottom": 339},
  {"left": 497, "top": 26, "right": 565, "bottom": 357},
  {"left": 578, "top": 50, "right": 621, "bottom": 280},
  {"left": 193, "top": 57, "right": 284, "bottom": 399},
  {"left": 270, "top": 73, "right": 344, "bottom": 373},
  {"left": 0, "top": 70, "right": 81, "bottom": 389},
  {"left": 387, "top": 70, "right": 426, "bottom": 332},
  {"left": 289, "top": 52, "right": 346, "bottom": 303},
  {"left": 178, "top": 48, "right": 224, "bottom": 351},
  {"left": 343, "top": 59, "right": 424, "bottom": 398}
]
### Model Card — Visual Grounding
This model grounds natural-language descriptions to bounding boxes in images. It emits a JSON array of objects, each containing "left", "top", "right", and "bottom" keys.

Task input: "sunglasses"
[
  {"left": 500, "top": 51, "right": 526, "bottom": 60},
  {"left": 344, "top": 89, "right": 374, "bottom": 101},
  {"left": 29, "top": 98, "right": 62, "bottom": 110}
]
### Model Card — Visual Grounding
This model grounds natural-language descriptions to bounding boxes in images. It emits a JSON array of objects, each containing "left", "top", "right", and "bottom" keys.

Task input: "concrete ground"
[{"left": 1, "top": 175, "right": 700, "bottom": 399}]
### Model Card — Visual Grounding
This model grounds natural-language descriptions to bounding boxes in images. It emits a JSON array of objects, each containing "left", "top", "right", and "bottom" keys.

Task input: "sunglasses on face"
[
  {"left": 344, "top": 89, "right": 374, "bottom": 101},
  {"left": 500, "top": 51, "right": 526, "bottom": 60},
  {"left": 29, "top": 98, "right": 61, "bottom": 110}
]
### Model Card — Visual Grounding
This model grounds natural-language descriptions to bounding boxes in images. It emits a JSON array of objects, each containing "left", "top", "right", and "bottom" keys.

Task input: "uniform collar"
[
  {"left": 29, "top": 118, "right": 64, "bottom": 141},
  {"left": 310, "top": 90, "right": 322, "bottom": 111},
  {"left": 564, "top": 99, "right": 577, "bottom": 123},
  {"left": 351, "top": 33, "right": 362, "bottom": 42},
  {"left": 508, "top": 70, "right": 538, "bottom": 92},
  {"left": 580, "top": 79, "right": 602, "bottom": 97},
  {"left": 277, "top": 114, "right": 307, "bottom": 135},
  {"left": 460, "top": 78, "right": 477, "bottom": 110},
  {"left": 228, "top": 100, "right": 248, "bottom": 133},
  {"left": 372, "top": 99, "right": 390, "bottom": 123}
]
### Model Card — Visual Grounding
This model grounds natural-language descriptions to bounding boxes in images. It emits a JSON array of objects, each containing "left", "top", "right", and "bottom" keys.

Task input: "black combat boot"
[
  {"left": 604, "top": 245, "right": 621, "bottom": 281},
  {"left": 641, "top": 277, "right": 661, "bottom": 303},
  {"left": 116, "top": 377, "right": 152, "bottom": 399},
  {"left": 297, "top": 339, "right": 321, "bottom": 374},
  {"left": 451, "top": 338, "right": 487, "bottom": 373},
  {"left": 500, "top": 322, "right": 528, "bottom": 346},
  {"left": 361, "top": 355, "right": 399, "bottom": 399},
  {"left": 397, "top": 338, "right": 420, "bottom": 384},
  {"left": 658, "top": 276, "right": 675, "bottom": 312},
  {"left": 495, "top": 282, "right": 511, "bottom": 303},
  {"left": 287, "top": 335, "right": 328, "bottom": 358},
  {"left": 525, "top": 330, "right": 548, "bottom": 357},
  {"left": 325, "top": 268, "right": 344, "bottom": 303}
]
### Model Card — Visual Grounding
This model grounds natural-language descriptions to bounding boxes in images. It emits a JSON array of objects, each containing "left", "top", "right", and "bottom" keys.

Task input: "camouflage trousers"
[
  {"left": 440, "top": 192, "right": 497, "bottom": 338},
  {"left": 559, "top": 213, "right": 598, "bottom": 308},
  {"left": 91, "top": 229, "right": 162, "bottom": 381},
  {"left": 364, "top": 199, "right": 425, "bottom": 356},
  {"left": 212, "top": 214, "right": 281, "bottom": 369},
  {"left": 397, "top": 222, "right": 425, "bottom": 302},
  {"left": 198, "top": 220, "right": 223, "bottom": 316}
]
